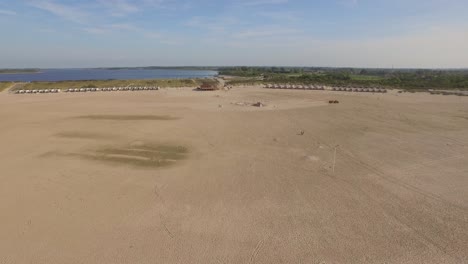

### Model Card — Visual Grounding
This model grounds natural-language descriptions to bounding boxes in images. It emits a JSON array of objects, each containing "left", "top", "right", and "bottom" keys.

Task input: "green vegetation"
[
  {"left": 220, "top": 67, "right": 468, "bottom": 90},
  {"left": 350, "top": 74, "right": 384, "bottom": 81},
  {"left": 100, "top": 66, "right": 218, "bottom": 71},
  {"left": 19, "top": 78, "right": 208, "bottom": 90},
  {"left": 219, "top": 66, "right": 304, "bottom": 77},
  {"left": 0, "top": 69, "right": 40, "bottom": 74},
  {"left": 199, "top": 78, "right": 220, "bottom": 86},
  {"left": 224, "top": 77, "right": 264, "bottom": 86},
  {"left": 0, "top": 82, "right": 13, "bottom": 92}
]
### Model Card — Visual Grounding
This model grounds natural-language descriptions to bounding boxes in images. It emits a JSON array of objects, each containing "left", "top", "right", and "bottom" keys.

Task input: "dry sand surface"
[{"left": 0, "top": 87, "right": 467, "bottom": 263}]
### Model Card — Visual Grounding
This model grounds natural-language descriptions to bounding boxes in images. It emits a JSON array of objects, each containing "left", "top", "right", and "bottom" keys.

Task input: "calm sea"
[{"left": 0, "top": 68, "right": 218, "bottom": 82}]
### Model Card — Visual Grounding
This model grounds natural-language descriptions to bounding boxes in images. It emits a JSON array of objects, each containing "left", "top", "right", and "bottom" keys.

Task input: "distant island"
[
  {"left": 97, "top": 66, "right": 218, "bottom": 71},
  {"left": 0, "top": 69, "right": 41, "bottom": 74}
]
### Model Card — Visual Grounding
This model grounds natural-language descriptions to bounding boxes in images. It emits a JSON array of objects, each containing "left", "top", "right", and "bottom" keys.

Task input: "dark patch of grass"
[
  {"left": 53, "top": 143, "right": 189, "bottom": 168},
  {"left": 55, "top": 131, "right": 113, "bottom": 139}
]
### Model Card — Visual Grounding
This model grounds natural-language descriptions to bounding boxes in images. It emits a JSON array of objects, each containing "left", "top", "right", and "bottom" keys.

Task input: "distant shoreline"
[
  {"left": 0, "top": 70, "right": 41, "bottom": 75},
  {"left": 0, "top": 68, "right": 217, "bottom": 82},
  {"left": 97, "top": 67, "right": 218, "bottom": 71}
]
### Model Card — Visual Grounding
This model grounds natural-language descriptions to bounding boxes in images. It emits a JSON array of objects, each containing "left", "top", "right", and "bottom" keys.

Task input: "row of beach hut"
[
  {"left": 15, "top": 86, "right": 160, "bottom": 94},
  {"left": 16, "top": 89, "right": 60, "bottom": 94},
  {"left": 265, "top": 84, "right": 326, "bottom": 90},
  {"left": 428, "top": 89, "right": 468, "bottom": 96},
  {"left": 65, "top": 86, "right": 160, "bottom": 92},
  {"left": 331, "top": 87, "right": 387, "bottom": 93}
]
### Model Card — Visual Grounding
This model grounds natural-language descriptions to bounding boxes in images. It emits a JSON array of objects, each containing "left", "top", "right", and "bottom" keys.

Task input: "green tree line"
[{"left": 220, "top": 67, "right": 468, "bottom": 90}]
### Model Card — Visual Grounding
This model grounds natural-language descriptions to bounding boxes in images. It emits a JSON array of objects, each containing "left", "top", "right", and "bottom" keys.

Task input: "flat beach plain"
[{"left": 0, "top": 87, "right": 467, "bottom": 263}]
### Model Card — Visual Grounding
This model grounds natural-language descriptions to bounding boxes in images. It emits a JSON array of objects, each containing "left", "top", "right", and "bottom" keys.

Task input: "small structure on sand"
[
  {"left": 252, "top": 102, "right": 265, "bottom": 107},
  {"left": 197, "top": 83, "right": 219, "bottom": 91}
]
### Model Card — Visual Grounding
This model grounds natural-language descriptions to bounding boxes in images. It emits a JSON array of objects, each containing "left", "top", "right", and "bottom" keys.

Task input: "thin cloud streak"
[
  {"left": 257, "top": 11, "right": 300, "bottom": 22},
  {"left": 185, "top": 16, "right": 240, "bottom": 33},
  {"left": 241, "top": 0, "right": 288, "bottom": 6},
  {"left": 29, "top": 0, "right": 89, "bottom": 23},
  {"left": 97, "top": 0, "right": 139, "bottom": 16},
  {"left": 83, "top": 23, "right": 138, "bottom": 34},
  {"left": 0, "top": 9, "right": 17, "bottom": 15},
  {"left": 232, "top": 27, "right": 301, "bottom": 39}
]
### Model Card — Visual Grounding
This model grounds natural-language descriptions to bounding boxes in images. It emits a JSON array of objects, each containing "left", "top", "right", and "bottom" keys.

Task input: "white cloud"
[
  {"left": 185, "top": 16, "right": 240, "bottom": 33},
  {"left": 241, "top": 0, "right": 288, "bottom": 6},
  {"left": 143, "top": 31, "right": 185, "bottom": 45},
  {"left": 232, "top": 27, "right": 300, "bottom": 39},
  {"left": 29, "top": 1, "right": 89, "bottom": 23},
  {"left": 81, "top": 22, "right": 181, "bottom": 45},
  {"left": 83, "top": 23, "right": 139, "bottom": 34},
  {"left": 95, "top": 0, "right": 167, "bottom": 16},
  {"left": 83, "top": 27, "right": 107, "bottom": 34},
  {"left": 195, "top": 24, "right": 468, "bottom": 68},
  {"left": 0, "top": 9, "right": 17, "bottom": 15},
  {"left": 141, "top": 0, "right": 166, "bottom": 8},
  {"left": 257, "top": 11, "right": 300, "bottom": 22},
  {"left": 29, "top": 0, "right": 167, "bottom": 23},
  {"left": 331, "top": 26, "right": 468, "bottom": 68},
  {"left": 340, "top": 0, "right": 358, "bottom": 8},
  {"left": 97, "top": 0, "right": 139, "bottom": 16},
  {"left": 37, "top": 28, "right": 56, "bottom": 33}
]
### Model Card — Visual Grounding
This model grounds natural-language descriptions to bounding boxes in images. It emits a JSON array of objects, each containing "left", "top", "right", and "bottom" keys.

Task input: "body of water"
[{"left": 0, "top": 68, "right": 218, "bottom": 82}]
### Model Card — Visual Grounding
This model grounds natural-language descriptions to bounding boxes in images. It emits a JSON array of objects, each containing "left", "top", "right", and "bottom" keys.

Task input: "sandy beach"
[{"left": 0, "top": 86, "right": 467, "bottom": 263}]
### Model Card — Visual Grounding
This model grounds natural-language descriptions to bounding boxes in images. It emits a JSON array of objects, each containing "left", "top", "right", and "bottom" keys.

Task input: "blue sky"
[{"left": 0, "top": 0, "right": 467, "bottom": 68}]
